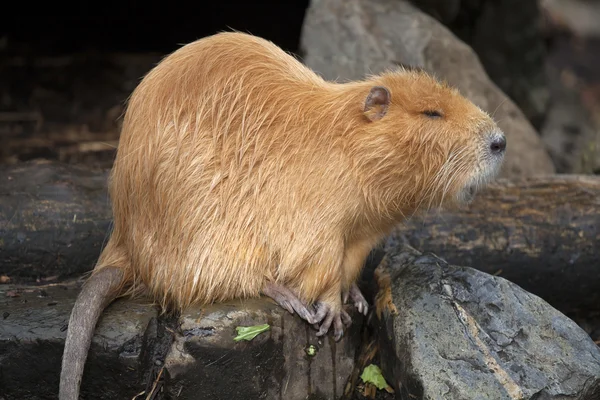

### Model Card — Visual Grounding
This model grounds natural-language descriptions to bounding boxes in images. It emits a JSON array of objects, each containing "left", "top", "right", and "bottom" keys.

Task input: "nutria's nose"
[{"left": 490, "top": 134, "right": 506, "bottom": 154}]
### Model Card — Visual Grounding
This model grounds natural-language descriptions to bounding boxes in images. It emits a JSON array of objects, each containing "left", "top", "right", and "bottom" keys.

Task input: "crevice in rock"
[{"left": 138, "top": 311, "right": 179, "bottom": 399}]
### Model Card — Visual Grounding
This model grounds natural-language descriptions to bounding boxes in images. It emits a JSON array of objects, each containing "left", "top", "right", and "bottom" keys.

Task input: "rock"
[
  {"left": 0, "top": 279, "right": 158, "bottom": 399},
  {"left": 540, "top": 42, "right": 600, "bottom": 175},
  {"left": 372, "top": 244, "right": 600, "bottom": 399},
  {"left": 540, "top": 69, "right": 600, "bottom": 174},
  {"left": 0, "top": 281, "right": 363, "bottom": 399},
  {"left": 300, "top": 0, "right": 556, "bottom": 178},
  {"left": 540, "top": 0, "right": 600, "bottom": 38}
]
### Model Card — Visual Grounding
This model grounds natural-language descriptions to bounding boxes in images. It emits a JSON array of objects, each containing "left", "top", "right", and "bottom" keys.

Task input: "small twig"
[
  {"left": 131, "top": 390, "right": 145, "bottom": 400},
  {"left": 145, "top": 366, "right": 165, "bottom": 400}
]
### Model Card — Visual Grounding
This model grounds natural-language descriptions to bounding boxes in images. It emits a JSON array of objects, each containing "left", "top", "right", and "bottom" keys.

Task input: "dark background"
[
  {"left": 0, "top": 4, "right": 310, "bottom": 56},
  {"left": 0, "top": 1, "right": 598, "bottom": 172},
  {"left": 0, "top": 3, "right": 314, "bottom": 166}
]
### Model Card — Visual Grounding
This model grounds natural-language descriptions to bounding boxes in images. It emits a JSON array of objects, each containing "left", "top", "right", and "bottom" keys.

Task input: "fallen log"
[
  {"left": 385, "top": 175, "right": 600, "bottom": 313},
  {"left": 1, "top": 161, "right": 599, "bottom": 315},
  {"left": 0, "top": 160, "right": 111, "bottom": 282}
]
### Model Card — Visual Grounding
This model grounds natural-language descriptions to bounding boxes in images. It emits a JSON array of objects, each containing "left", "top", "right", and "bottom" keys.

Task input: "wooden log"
[
  {"left": 0, "top": 160, "right": 111, "bottom": 282},
  {"left": 385, "top": 175, "right": 600, "bottom": 313}
]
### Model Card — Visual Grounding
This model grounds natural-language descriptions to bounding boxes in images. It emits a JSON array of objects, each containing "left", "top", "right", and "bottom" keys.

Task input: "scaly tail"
[{"left": 59, "top": 267, "right": 125, "bottom": 400}]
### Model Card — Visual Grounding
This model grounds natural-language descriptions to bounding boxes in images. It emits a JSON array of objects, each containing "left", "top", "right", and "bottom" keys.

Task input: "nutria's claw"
[
  {"left": 313, "top": 301, "right": 348, "bottom": 341},
  {"left": 347, "top": 283, "right": 369, "bottom": 316},
  {"left": 262, "top": 282, "right": 317, "bottom": 324}
]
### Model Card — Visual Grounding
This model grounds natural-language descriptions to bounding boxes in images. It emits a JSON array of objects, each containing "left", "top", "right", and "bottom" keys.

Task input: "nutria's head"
[{"left": 350, "top": 68, "right": 505, "bottom": 214}]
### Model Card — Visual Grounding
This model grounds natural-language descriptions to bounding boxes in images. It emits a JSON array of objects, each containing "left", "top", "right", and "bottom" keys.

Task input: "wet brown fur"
[{"left": 92, "top": 31, "right": 500, "bottom": 316}]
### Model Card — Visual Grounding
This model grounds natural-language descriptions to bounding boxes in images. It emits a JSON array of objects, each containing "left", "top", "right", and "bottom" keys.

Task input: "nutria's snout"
[{"left": 458, "top": 129, "right": 506, "bottom": 204}]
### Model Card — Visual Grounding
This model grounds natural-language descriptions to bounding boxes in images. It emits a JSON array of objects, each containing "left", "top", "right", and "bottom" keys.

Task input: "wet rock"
[
  {"left": 300, "top": 0, "right": 556, "bottom": 178},
  {"left": 0, "top": 280, "right": 158, "bottom": 399},
  {"left": 373, "top": 244, "right": 600, "bottom": 399},
  {"left": 164, "top": 298, "right": 363, "bottom": 400}
]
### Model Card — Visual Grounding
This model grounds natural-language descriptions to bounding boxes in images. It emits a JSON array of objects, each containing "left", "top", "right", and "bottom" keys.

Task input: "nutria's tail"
[{"left": 59, "top": 266, "right": 124, "bottom": 400}]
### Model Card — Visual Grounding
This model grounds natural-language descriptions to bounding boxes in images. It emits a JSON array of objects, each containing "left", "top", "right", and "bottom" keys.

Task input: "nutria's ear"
[{"left": 364, "top": 86, "right": 390, "bottom": 122}]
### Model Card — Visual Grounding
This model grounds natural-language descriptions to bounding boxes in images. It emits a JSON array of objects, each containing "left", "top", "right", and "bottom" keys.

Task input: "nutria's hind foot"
[
  {"left": 345, "top": 283, "right": 369, "bottom": 316},
  {"left": 262, "top": 282, "right": 317, "bottom": 324},
  {"left": 313, "top": 301, "right": 352, "bottom": 341}
]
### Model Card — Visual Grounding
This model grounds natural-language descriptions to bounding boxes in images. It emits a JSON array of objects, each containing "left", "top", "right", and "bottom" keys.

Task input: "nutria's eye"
[{"left": 423, "top": 110, "right": 443, "bottom": 118}]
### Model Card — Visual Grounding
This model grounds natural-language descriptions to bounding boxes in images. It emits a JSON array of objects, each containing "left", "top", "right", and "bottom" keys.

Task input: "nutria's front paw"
[
  {"left": 345, "top": 283, "right": 369, "bottom": 316},
  {"left": 313, "top": 301, "right": 352, "bottom": 341}
]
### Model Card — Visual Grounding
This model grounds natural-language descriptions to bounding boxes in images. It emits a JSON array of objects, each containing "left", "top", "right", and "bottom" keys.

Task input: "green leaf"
[
  {"left": 233, "top": 324, "right": 270, "bottom": 342},
  {"left": 360, "top": 364, "right": 390, "bottom": 390}
]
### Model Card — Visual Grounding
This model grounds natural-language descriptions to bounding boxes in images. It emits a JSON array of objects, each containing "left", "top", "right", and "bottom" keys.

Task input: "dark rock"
[
  {"left": 373, "top": 244, "right": 600, "bottom": 399},
  {"left": 300, "top": 0, "right": 556, "bottom": 178},
  {"left": 540, "top": 40, "right": 600, "bottom": 175},
  {"left": 0, "top": 280, "right": 158, "bottom": 399},
  {"left": 408, "top": 0, "right": 461, "bottom": 25},
  {"left": 540, "top": 72, "right": 600, "bottom": 174}
]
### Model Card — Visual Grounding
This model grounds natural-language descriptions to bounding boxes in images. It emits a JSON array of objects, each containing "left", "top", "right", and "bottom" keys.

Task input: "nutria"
[{"left": 59, "top": 31, "right": 506, "bottom": 399}]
